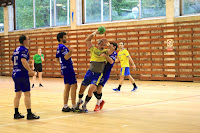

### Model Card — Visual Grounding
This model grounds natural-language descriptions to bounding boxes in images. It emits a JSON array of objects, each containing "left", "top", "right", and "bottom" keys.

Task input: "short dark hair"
[
  {"left": 19, "top": 35, "right": 26, "bottom": 45},
  {"left": 57, "top": 32, "right": 66, "bottom": 42},
  {"left": 110, "top": 42, "right": 118, "bottom": 50}
]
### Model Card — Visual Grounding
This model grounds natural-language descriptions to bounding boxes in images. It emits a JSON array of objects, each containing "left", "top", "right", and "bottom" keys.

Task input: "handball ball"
[{"left": 98, "top": 26, "right": 106, "bottom": 34}]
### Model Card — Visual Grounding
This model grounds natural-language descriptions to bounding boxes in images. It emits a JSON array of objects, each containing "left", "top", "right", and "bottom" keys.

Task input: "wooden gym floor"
[{"left": 0, "top": 76, "right": 200, "bottom": 133}]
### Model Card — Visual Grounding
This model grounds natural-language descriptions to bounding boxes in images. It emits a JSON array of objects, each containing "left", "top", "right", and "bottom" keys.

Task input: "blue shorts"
[
  {"left": 62, "top": 67, "right": 77, "bottom": 85},
  {"left": 82, "top": 70, "right": 103, "bottom": 86},
  {"left": 98, "top": 73, "right": 110, "bottom": 87},
  {"left": 12, "top": 77, "right": 30, "bottom": 92},
  {"left": 120, "top": 67, "right": 130, "bottom": 76}
]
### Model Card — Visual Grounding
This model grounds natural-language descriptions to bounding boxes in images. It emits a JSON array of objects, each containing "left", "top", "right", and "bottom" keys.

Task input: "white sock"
[
  {"left": 97, "top": 99, "right": 102, "bottom": 106},
  {"left": 64, "top": 104, "right": 68, "bottom": 108},
  {"left": 72, "top": 104, "right": 76, "bottom": 109}
]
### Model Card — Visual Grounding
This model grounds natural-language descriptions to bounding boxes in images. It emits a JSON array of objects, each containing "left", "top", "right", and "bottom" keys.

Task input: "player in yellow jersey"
[
  {"left": 113, "top": 42, "right": 138, "bottom": 92},
  {"left": 75, "top": 29, "right": 111, "bottom": 112}
]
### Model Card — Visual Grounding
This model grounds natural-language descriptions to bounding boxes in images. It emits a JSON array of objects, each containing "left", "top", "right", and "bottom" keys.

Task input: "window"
[
  {"left": 15, "top": 0, "right": 33, "bottom": 30},
  {"left": 56, "top": 0, "right": 70, "bottom": 26},
  {"left": 112, "top": 0, "right": 139, "bottom": 21},
  {"left": 85, "top": 0, "right": 101, "bottom": 23},
  {"left": 35, "top": 0, "right": 50, "bottom": 28},
  {"left": 141, "top": 0, "right": 166, "bottom": 18},
  {"left": 182, "top": 0, "right": 200, "bottom": 15},
  {"left": 0, "top": 7, "right": 4, "bottom": 32},
  {"left": 15, "top": 0, "right": 70, "bottom": 30},
  {"left": 84, "top": 0, "right": 166, "bottom": 24}
]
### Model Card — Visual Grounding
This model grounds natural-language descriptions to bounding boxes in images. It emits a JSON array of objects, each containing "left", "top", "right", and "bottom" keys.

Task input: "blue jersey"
[
  {"left": 56, "top": 44, "right": 73, "bottom": 69},
  {"left": 12, "top": 46, "right": 29, "bottom": 78},
  {"left": 103, "top": 51, "right": 117, "bottom": 75}
]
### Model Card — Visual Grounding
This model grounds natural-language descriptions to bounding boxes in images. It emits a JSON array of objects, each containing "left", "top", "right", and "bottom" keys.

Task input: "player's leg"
[
  {"left": 113, "top": 75, "right": 124, "bottom": 91},
  {"left": 128, "top": 75, "right": 138, "bottom": 91},
  {"left": 13, "top": 77, "right": 24, "bottom": 119},
  {"left": 38, "top": 64, "right": 43, "bottom": 87},
  {"left": 76, "top": 84, "right": 87, "bottom": 107},
  {"left": 24, "top": 91, "right": 40, "bottom": 120},
  {"left": 94, "top": 85, "right": 104, "bottom": 111},
  {"left": 14, "top": 91, "right": 24, "bottom": 119},
  {"left": 113, "top": 68, "right": 125, "bottom": 91},
  {"left": 70, "top": 83, "right": 77, "bottom": 109},
  {"left": 75, "top": 70, "right": 92, "bottom": 109},
  {"left": 32, "top": 71, "right": 37, "bottom": 88},
  {"left": 82, "top": 72, "right": 103, "bottom": 112},
  {"left": 126, "top": 67, "right": 138, "bottom": 91},
  {"left": 22, "top": 77, "right": 40, "bottom": 120},
  {"left": 82, "top": 84, "right": 97, "bottom": 112},
  {"left": 62, "top": 83, "right": 71, "bottom": 112},
  {"left": 38, "top": 72, "right": 43, "bottom": 87}
]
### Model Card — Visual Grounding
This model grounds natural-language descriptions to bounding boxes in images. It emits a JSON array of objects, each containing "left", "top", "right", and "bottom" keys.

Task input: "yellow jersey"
[
  {"left": 90, "top": 47, "right": 108, "bottom": 62},
  {"left": 117, "top": 49, "right": 130, "bottom": 68}
]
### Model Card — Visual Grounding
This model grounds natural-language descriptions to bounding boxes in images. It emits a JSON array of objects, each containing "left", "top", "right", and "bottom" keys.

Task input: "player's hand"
[
  {"left": 132, "top": 64, "right": 136, "bottom": 70},
  {"left": 101, "top": 38, "right": 108, "bottom": 46},
  {"left": 68, "top": 47, "right": 74, "bottom": 52},
  {"left": 29, "top": 70, "right": 35, "bottom": 76},
  {"left": 32, "top": 67, "right": 34, "bottom": 70}
]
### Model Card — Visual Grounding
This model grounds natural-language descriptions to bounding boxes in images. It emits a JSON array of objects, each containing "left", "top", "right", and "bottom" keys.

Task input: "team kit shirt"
[
  {"left": 117, "top": 49, "right": 130, "bottom": 68},
  {"left": 12, "top": 46, "right": 30, "bottom": 78},
  {"left": 103, "top": 51, "right": 117, "bottom": 75},
  {"left": 98, "top": 51, "right": 117, "bottom": 86},
  {"left": 89, "top": 47, "right": 108, "bottom": 63},
  {"left": 33, "top": 54, "right": 44, "bottom": 64},
  {"left": 56, "top": 44, "right": 73, "bottom": 70}
]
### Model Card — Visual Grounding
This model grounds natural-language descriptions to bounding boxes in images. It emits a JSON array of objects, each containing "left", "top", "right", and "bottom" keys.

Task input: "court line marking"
[{"left": 0, "top": 95, "right": 199, "bottom": 127}]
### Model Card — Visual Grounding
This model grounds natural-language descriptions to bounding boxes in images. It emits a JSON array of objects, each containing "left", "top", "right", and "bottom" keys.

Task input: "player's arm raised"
[{"left": 85, "top": 30, "right": 99, "bottom": 49}]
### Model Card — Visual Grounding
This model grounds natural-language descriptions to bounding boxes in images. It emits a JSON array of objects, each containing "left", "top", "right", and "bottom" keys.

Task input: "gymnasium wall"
[{"left": 0, "top": 19, "right": 200, "bottom": 82}]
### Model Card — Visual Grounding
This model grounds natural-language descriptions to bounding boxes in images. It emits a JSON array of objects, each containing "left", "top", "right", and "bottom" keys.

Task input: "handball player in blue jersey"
[
  {"left": 93, "top": 42, "right": 118, "bottom": 111},
  {"left": 55, "top": 32, "right": 78, "bottom": 112},
  {"left": 12, "top": 35, "right": 40, "bottom": 120}
]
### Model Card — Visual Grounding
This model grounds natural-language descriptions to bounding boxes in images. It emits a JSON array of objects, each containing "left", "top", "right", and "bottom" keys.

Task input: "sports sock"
[
  {"left": 133, "top": 83, "right": 137, "bottom": 88},
  {"left": 27, "top": 109, "right": 32, "bottom": 115},
  {"left": 118, "top": 85, "right": 122, "bottom": 90},
  {"left": 96, "top": 93, "right": 102, "bottom": 106},
  {"left": 78, "top": 94, "right": 83, "bottom": 103},
  {"left": 72, "top": 104, "right": 76, "bottom": 109},
  {"left": 15, "top": 108, "right": 19, "bottom": 114},
  {"left": 93, "top": 91, "right": 98, "bottom": 99},
  {"left": 64, "top": 104, "right": 68, "bottom": 108},
  {"left": 83, "top": 95, "right": 92, "bottom": 107}
]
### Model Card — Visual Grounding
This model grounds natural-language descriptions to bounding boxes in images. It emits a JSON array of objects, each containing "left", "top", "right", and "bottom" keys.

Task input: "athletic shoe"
[
  {"left": 94, "top": 105, "right": 100, "bottom": 112},
  {"left": 100, "top": 100, "right": 105, "bottom": 109},
  {"left": 27, "top": 113, "right": 40, "bottom": 120},
  {"left": 14, "top": 113, "right": 25, "bottom": 119},
  {"left": 32, "top": 84, "right": 34, "bottom": 88},
  {"left": 82, "top": 106, "right": 88, "bottom": 113},
  {"left": 131, "top": 86, "right": 138, "bottom": 92},
  {"left": 71, "top": 108, "right": 83, "bottom": 113},
  {"left": 113, "top": 88, "right": 120, "bottom": 92},
  {"left": 39, "top": 84, "right": 43, "bottom": 87},
  {"left": 62, "top": 107, "right": 71, "bottom": 112}
]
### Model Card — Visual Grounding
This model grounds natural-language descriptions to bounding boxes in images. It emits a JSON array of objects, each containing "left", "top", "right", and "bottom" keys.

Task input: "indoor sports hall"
[{"left": 0, "top": 0, "right": 200, "bottom": 133}]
